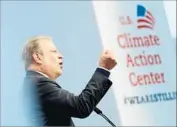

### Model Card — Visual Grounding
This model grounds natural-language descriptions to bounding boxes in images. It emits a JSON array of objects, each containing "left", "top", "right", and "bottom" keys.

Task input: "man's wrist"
[
  {"left": 98, "top": 67, "right": 110, "bottom": 72},
  {"left": 96, "top": 67, "right": 110, "bottom": 77}
]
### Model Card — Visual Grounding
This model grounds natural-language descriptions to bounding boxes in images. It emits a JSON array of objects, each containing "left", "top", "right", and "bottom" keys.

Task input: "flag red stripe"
[
  {"left": 137, "top": 25, "right": 153, "bottom": 29},
  {"left": 145, "top": 15, "right": 155, "bottom": 24},
  {"left": 137, "top": 19, "right": 154, "bottom": 26},
  {"left": 147, "top": 11, "right": 155, "bottom": 21}
]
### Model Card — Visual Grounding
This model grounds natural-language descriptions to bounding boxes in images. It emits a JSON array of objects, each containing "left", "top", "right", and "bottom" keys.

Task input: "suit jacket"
[{"left": 23, "top": 68, "right": 112, "bottom": 126}]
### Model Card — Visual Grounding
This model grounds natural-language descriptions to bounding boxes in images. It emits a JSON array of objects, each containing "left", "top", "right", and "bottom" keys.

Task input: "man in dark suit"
[{"left": 22, "top": 36, "right": 117, "bottom": 126}]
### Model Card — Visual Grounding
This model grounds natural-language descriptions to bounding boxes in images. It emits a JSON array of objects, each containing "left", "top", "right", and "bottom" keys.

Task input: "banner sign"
[{"left": 93, "top": 1, "right": 176, "bottom": 126}]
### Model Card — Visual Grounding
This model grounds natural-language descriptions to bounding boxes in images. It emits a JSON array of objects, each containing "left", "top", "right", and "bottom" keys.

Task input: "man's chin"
[{"left": 57, "top": 70, "right": 62, "bottom": 76}]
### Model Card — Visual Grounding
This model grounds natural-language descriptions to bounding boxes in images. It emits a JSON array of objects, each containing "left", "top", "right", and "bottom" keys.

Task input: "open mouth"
[{"left": 59, "top": 62, "right": 63, "bottom": 68}]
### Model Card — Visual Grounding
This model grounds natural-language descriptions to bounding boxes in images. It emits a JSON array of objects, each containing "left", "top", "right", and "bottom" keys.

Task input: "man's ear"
[{"left": 32, "top": 52, "right": 43, "bottom": 64}]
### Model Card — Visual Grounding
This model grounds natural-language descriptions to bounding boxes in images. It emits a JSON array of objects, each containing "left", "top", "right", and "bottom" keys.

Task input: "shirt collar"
[{"left": 35, "top": 71, "right": 49, "bottom": 78}]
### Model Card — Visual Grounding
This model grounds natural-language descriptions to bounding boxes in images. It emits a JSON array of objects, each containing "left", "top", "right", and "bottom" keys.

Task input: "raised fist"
[{"left": 99, "top": 49, "right": 117, "bottom": 70}]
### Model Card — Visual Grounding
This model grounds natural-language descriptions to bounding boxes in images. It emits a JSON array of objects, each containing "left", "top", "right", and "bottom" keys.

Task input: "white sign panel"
[{"left": 93, "top": 1, "right": 176, "bottom": 126}]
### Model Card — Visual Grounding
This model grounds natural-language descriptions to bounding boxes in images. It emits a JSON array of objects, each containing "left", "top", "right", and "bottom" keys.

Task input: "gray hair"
[{"left": 22, "top": 36, "right": 52, "bottom": 70}]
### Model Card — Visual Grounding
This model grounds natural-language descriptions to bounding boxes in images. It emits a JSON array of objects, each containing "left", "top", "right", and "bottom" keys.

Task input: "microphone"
[{"left": 94, "top": 107, "right": 116, "bottom": 127}]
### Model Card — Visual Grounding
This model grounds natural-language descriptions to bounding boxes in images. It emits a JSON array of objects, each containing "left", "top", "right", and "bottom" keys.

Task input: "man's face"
[{"left": 38, "top": 39, "right": 63, "bottom": 79}]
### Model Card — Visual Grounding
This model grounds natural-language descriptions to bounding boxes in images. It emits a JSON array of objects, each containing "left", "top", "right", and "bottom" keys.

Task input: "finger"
[{"left": 104, "top": 49, "right": 108, "bottom": 55}]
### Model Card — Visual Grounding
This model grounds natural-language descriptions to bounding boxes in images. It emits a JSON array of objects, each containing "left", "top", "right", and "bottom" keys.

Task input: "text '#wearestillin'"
[{"left": 124, "top": 91, "right": 177, "bottom": 105}]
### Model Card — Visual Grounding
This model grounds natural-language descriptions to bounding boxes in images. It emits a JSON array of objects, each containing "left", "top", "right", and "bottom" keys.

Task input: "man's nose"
[{"left": 58, "top": 52, "right": 63, "bottom": 59}]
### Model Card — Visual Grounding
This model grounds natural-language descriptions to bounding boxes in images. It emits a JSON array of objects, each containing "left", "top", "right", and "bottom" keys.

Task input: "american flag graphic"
[{"left": 137, "top": 5, "right": 155, "bottom": 29}]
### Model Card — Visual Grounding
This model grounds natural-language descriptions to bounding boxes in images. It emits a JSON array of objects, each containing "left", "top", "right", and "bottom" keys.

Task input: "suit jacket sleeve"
[{"left": 37, "top": 68, "right": 112, "bottom": 118}]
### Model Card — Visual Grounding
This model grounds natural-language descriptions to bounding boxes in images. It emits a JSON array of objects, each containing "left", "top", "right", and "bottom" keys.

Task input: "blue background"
[{"left": 1, "top": 1, "right": 120, "bottom": 126}]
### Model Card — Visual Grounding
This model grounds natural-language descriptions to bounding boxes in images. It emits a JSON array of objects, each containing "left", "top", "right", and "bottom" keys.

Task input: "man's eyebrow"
[{"left": 50, "top": 49, "right": 58, "bottom": 52}]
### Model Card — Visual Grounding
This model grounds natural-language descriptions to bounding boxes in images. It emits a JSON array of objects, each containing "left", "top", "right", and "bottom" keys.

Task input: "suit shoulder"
[{"left": 24, "top": 73, "right": 60, "bottom": 96}]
